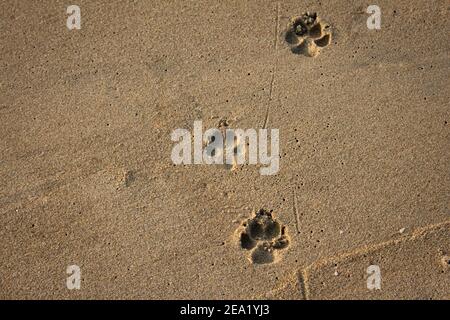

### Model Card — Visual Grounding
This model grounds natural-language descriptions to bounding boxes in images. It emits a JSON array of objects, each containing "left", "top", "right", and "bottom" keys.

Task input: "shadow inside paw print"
[
  {"left": 285, "top": 12, "right": 332, "bottom": 57},
  {"left": 239, "top": 209, "right": 290, "bottom": 264}
]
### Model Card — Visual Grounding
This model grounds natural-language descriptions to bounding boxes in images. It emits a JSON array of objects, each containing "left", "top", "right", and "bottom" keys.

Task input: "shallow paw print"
[
  {"left": 285, "top": 12, "right": 332, "bottom": 57},
  {"left": 216, "top": 118, "right": 241, "bottom": 171},
  {"left": 238, "top": 209, "right": 290, "bottom": 264}
]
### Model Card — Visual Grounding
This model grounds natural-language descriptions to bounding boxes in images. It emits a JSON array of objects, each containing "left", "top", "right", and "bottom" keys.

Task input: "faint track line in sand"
[
  {"left": 268, "top": 72, "right": 276, "bottom": 100},
  {"left": 263, "top": 2, "right": 280, "bottom": 129},
  {"left": 292, "top": 187, "right": 301, "bottom": 234},
  {"left": 274, "top": 2, "right": 280, "bottom": 51},
  {"left": 304, "top": 219, "right": 450, "bottom": 272},
  {"left": 263, "top": 219, "right": 450, "bottom": 299},
  {"left": 297, "top": 269, "right": 309, "bottom": 300}
]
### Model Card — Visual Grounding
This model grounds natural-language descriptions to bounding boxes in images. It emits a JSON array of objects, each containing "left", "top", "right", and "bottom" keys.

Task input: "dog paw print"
[
  {"left": 285, "top": 12, "right": 332, "bottom": 57},
  {"left": 238, "top": 209, "right": 290, "bottom": 264}
]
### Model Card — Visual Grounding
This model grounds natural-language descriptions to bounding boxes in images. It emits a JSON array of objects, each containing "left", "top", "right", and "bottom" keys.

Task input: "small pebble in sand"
[
  {"left": 294, "top": 23, "right": 307, "bottom": 36},
  {"left": 399, "top": 228, "right": 406, "bottom": 234}
]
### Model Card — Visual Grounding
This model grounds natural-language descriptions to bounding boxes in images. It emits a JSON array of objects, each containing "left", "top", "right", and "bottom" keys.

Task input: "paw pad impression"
[
  {"left": 285, "top": 12, "right": 332, "bottom": 57},
  {"left": 239, "top": 209, "right": 290, "bottom": 264}
]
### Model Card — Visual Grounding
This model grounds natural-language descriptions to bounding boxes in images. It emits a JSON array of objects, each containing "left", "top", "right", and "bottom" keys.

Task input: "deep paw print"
[
  {"left": 285, "top": 12, "right": 332, "bottom": 57},
  {"left": 239, "top": 209, "right": 290, "bottom": 264}
]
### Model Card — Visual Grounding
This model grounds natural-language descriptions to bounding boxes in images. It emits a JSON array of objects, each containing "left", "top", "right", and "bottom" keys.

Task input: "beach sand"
[{"left": 0, "top": 0, "right": 449, "bottom": 299}]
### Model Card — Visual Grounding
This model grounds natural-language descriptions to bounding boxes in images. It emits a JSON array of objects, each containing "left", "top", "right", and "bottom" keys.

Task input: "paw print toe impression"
[
  {"left": 238, "top": 209, "right": 290, "bottom": 264},
  {"left": 285, "top": 12, "right": 332, "bottom": 57}
]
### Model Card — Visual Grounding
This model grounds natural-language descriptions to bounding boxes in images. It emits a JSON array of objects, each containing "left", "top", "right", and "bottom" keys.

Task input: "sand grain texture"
[{"left": 0, "top": 0, "right": 449, "bottom": 299}]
